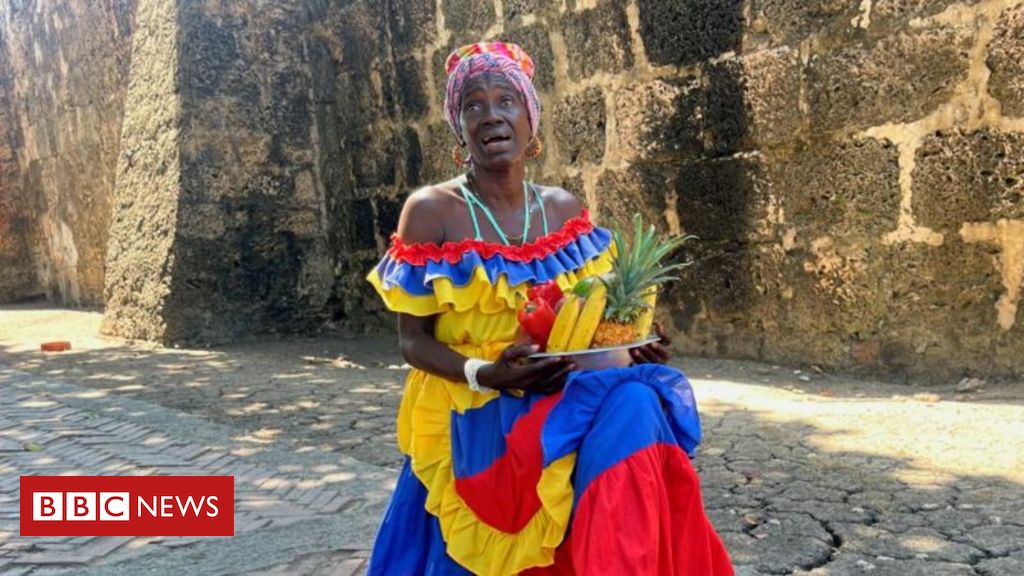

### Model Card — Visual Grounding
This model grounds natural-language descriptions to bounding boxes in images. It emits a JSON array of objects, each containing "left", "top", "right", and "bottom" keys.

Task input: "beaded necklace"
[{"left": 457, "top": 174, "right": 548, "bottom": 246}]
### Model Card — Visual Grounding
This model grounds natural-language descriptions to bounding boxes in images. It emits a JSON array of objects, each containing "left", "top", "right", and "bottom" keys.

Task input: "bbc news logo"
[{"left": 21, "top": 476, "right": 233, "bottom": 536}]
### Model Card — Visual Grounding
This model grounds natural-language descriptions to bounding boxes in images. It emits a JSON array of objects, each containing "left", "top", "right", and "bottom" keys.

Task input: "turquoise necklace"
[{"left": 458, "top": 174, "right": 545, "bottom": 246}]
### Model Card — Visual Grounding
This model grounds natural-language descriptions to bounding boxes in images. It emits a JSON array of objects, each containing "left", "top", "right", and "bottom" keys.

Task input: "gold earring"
[
  {"left": 451, "top": 143, "right": 470, "bottom": 168},
  {"left": 526, "top": 136, "right": 544, "bottom": 159}
]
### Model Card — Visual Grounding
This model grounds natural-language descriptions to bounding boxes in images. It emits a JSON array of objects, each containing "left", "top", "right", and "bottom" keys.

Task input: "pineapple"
[{"left": 590, "top": 214, "right": 693, "bottom": 347}]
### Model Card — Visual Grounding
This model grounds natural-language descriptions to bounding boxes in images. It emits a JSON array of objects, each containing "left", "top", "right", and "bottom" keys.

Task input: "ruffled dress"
[{"left": 364, "top": 209, "right": 733, "bottom": 575}]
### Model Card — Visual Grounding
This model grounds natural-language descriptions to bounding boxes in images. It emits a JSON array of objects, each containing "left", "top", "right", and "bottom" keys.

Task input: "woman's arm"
[{"left": 394, "top": 188, "right": 471, "bottom": 380}]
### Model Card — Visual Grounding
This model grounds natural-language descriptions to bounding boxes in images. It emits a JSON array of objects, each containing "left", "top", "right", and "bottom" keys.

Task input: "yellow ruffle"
[
  {"left": 397, "top": 341, "right": 576, "bottom": 576},
  {"left": 366, "top": 245, "right": 616, "bottom": 318}
]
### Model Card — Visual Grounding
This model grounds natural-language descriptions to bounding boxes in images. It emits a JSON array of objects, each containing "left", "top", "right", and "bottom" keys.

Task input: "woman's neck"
[{"left": 468, "top": 163, "right": 526, "bottom": 212}]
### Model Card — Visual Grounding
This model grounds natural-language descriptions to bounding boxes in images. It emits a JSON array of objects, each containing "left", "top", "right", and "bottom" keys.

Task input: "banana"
[
  {"left": 566, "top": 284, "right": 607, "bottom": 351},
  {"left": 547, "top": 295, "right": 581, "bottom": 353},
  {"left": 634, "top": 287, "right": 658, "bottom": 338}
]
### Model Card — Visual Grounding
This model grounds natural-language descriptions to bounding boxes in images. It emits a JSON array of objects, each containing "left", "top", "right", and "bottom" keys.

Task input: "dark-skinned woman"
[{"left": 364, "top": 42, "right": 732, "bottom": 575}]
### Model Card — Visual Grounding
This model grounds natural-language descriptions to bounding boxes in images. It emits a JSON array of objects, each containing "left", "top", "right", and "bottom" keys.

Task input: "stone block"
[
  {"left": 394, "top": 56, "right": 428, "bottom": 119},
  {"left": 334, "top": 4, "right": 389, "bottom": 132},
  {"left": 350, "top": 129, "right": 399, "bottom": 189},
  {"left": 770, "top": 137, "right": 901, "bottom": 239},
  {"left": 637, "top": 0, "right": 743, "bottom": 66},
  {"left": 350, "top": 198, "right": 377, "bottom": 250},
  {"left": 278, "top": 208, "right": 322, "bottom": 237},
  {"left": 177, "top": 202, "right": 227, "bottom": 240},
  {"left": 442, "top": 0, "right": 496, "bottom": 39},
  {"left": 179, "top": 14, "right": 240, "bottom": 100},
  {"left": 373, "top": 195, "right": 404, "bottom": 239},
  {"left": 806, "top": 26, "right": 971, "bottom": 132},
  {"left": 560, "top": 4, "right": 633, "bottom": 81},
  {"left": 613, "top": 77, "right": 703, "bottom": 163},
  {"left": 912, "top": 129, "right": 1024, "bottom": 231},
  {"left": 431, "top": 42, "right": 454, "bottom": 111},
  {"left": 335, "top": 70, "right": 380, "bottom": 135},
  {"left": 503, "top": 24, "right": 556, "bottom": 92},
  {"left": 702, "top": 58, "right": 750, "bottom": 157},
  {"left": 337, "top": 1, "right": 385, "bottom": 75},
  {"left": 332, "top": 252, "right": 388, "bottom": 323},
  {"left": 166, "top": 230, "right": 327, "bottom": 343},
  {"left": 664, "top": 241, "right": 769, "bottom": 360},
  {"left": 676, "top": 155, "right": 772, "bottom": 244},
  {"left": 868, "top": 1, "right": 980, "bottom": 31},
  {"left": 268, "top": 72, "right": 312, "bottom": 148},
  {"left": 880, "top": 238, "right": 1011, "bottom": 380},
  {"left": 594, "top": 163, "right": 672, "bottom": 231},
  {"left": 987, "top": 5, "right": 1024, "bottom": 118},
  {"left": 417, "top": 122, "right": 462, "bottom": 186},
  {"left": 553, "top": 86, "right": 606, "bottom": 166},
  {"left": 720, "top": 47, "right": 802, "bottom": 148},
  {"left": 503, "top": 0, "right": 560, "bottom": 21},
  {"left": 403, "top": 127, "right": 424, "bottom": 188},
  {"left": 385, "top": 0, "right": 436, "bottom": 54},
  {"left": 749, "top": 0, "right": 850, "bottom": 46}
]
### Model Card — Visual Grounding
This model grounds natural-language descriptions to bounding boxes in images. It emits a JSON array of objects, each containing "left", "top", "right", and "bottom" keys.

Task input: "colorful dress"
[{"left": 364, "top": 206, "right": 733, "bottom": 575}]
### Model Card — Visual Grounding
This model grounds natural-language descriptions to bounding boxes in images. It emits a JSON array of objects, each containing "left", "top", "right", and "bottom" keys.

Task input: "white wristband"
[{"left": 463, "top": 358, "right": 493, "bottom": 393}]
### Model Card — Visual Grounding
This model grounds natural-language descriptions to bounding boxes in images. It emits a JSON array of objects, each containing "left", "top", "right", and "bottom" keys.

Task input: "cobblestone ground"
[{"left": 1, "top": 304, "right": 1023, "bottom": 575}]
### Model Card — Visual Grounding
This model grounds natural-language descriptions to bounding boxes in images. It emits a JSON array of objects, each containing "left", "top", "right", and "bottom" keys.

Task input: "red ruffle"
[{"left": 386, "top": 209, "right": 595, "bottom": 265}]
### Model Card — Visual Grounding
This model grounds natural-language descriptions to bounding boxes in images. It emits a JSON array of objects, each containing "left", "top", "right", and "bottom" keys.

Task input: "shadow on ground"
[{"left": 2, "top": 305, "right": 1023, "bottom": 574}]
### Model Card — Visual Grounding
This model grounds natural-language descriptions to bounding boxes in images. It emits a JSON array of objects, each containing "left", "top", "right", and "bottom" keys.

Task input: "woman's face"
[{"left": 459, "top": 75, "right": 532, "bottom": 169}]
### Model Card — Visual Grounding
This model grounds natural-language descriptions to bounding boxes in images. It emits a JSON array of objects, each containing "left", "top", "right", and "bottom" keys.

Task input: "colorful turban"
[{"left": 443, "top": 42, "right": 542, "bottom": 143}]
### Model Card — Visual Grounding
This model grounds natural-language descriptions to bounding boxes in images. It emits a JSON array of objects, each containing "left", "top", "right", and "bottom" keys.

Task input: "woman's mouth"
[{"left": 481, "top": 134, "right": 512, "bottom": 150}]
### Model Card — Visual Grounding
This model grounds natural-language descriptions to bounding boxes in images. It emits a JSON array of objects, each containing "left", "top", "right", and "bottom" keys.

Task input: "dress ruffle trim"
[
  {"left": 396, "top": 341, "right": 575, "bottom": 576},
  {"left": 372, "top": 226, "right": 612, "bottom": 296},
  {"left": 366, "top": 246, "right": 615, "bottom": 316},
  {"left": 387, "top": 209, "right": 597, "bottom": 265}
]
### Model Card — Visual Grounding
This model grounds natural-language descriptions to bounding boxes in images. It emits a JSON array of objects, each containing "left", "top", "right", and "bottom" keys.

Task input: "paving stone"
[
  {"left": 976, "top": 551, "right": 1024, "bottom": 576},
  {"left": 3, "top": 329, "right": 1024, "bottom": 575}
]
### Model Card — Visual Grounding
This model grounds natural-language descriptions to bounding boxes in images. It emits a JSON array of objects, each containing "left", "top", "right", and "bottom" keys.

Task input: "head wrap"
[{"left": 443, "top": 42, "right": 541, "bottom": 143}]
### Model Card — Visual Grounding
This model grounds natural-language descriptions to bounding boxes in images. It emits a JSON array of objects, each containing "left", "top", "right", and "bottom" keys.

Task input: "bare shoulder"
[
  {"left": 537, "top": 185, "right": 585, "bottom": 225},
  {"left": 396, "top": 182, "right": 461, "bottom": 244}
]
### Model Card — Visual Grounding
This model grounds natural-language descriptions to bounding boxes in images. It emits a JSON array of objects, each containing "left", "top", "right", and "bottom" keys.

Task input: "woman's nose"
[{"left": 481, "top": 104, "right": 504, "bottom": 125}]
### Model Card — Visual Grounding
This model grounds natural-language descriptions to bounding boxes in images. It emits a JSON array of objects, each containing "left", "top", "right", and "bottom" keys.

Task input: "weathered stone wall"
[
  {"left": 0, "top": 25, "right": 39, "bottom": 303},
  {"left": 4, "top": 0, "right": 1022, "bottom": 381},
  {"left": 696, "top": 0, "right": 1024, "bottom": 383},
  {"left": 102, "top": 0, "right": 334, "bottom": 343},
  {"left": 339, "top": 0, "right": 1024, "bottom": 382},
  {"left": 0, "top": 0, "right": 137, "bottom": 305}
]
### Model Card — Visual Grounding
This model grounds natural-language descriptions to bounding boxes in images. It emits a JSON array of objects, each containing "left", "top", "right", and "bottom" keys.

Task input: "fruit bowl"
[{"left": 528, "top": 335, "right": 661, "bottom": 371}]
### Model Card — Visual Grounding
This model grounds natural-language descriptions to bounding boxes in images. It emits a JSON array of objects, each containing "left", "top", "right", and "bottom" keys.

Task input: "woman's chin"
[{"left": 472, "top": 153, "right": 526, "bottom": 170}]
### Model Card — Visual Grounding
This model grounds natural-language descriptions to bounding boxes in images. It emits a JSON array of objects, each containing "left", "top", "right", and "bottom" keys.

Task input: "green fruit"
[{"left": 571, "top": 276, "right": 601, "bottom": 297}]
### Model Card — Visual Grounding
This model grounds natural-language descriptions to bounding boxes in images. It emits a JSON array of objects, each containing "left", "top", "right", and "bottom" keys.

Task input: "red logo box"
[{"left": 20, "top": 476, "right": 234, "bottom": 536}]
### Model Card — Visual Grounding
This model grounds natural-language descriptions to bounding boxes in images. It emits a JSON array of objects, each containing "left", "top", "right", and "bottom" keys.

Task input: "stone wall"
[
  {"left": 3, "top": 0, "right": 1022, "bottom": 381},
  {"left": 339, "top": 0, "right": 1024, "bottom": 382},
  {"left": 696, "top": 0, "right": 1024, "bottom": 383},
  {"left": 101, "top": 0, "right": 334, "bottom": 343},
  {"left": 0, "top": 0, "right": 137, "bottom": 305},
  {"left": 0, "top": 25, "right": 38, "bottom": 303}
]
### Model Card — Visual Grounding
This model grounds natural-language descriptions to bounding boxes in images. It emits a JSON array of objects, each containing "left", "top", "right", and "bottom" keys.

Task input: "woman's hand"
[
  {"left": 629, "top": 321, "right": 673, "bottom": 365},
  {"left": 477, "top": 344, "right": 576, "bottom": 395}
]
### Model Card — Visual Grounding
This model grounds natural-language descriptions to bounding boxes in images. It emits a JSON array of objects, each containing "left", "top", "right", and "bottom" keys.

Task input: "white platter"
[{"left": 527, "top": 335, "right": 661, "bottom": 359}]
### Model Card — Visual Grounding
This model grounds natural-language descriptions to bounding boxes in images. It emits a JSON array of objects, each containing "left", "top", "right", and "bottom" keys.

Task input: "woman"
[{"left": 365, "top": 42, "right": 732, "bottom": 575}]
